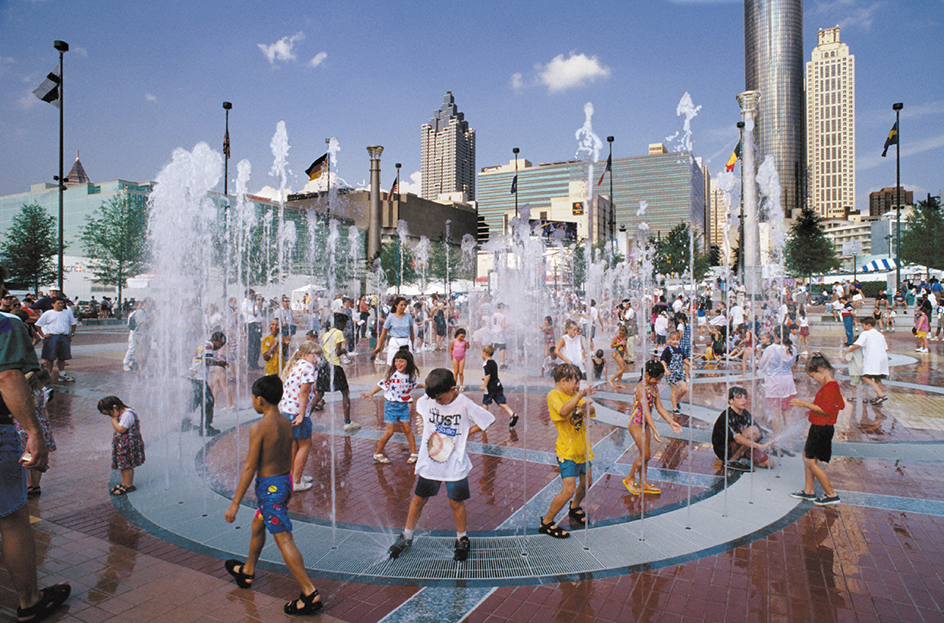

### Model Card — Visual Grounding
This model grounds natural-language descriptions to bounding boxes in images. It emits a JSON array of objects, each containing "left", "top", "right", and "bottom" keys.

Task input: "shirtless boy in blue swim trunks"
[{"left": 223, "top": 375, "right": 323, "bottom": 616}]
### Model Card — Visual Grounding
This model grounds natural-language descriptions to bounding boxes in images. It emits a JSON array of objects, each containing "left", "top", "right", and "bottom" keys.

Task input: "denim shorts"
[
  {"left": 0, "top": 424, "right": 27, "bottom": 518},
  {"left": 384, "top": 400, "right": 410, "bottom": 424},
  {"left": 557, "top": 458, "right": 589, "bottom": 479},
  {"left": 282, "top": 412, "right": 313, "bottom": 440},
  {"left": 415, "top": 475, "right": 470, "bottom": 502},
  {"left": 41, "top": 334, "right": 72, "bottom": 361}
]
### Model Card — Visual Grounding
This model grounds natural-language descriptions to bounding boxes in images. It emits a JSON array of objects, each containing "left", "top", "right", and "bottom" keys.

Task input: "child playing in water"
[
  {"left": 224, "top": 375, "right": 323, "bottom": 615},
  {"left": 660, "top": 330, "right": 689, "bottom": 414},
  {"left": 17, "top": 369, "right": 55, "bottom": 498},
  {"left": 591, "top": 349, "right": 606, "bottom": 382},
  {"left": 609, "top": 325, "right": 629, "bottom": 388},
  {"left": 361, "top": 348, "right": 421, "bottom": 464},
  {"left": 540, "top": 316, "right": 555, "bottom": 357},
  {"left": 789, "top": 353, "right": 843, "bottom": 506},
  {"left": 543, "top": 346, "right": 561, "bottom": 378},
  {"left": 623, "top": 361, "right": 683, "bottom": 496},
  {"left": 449, "top": 328, "right": 468, "bottom": 391},
  {"left": 99, "top": 396, "right": 145, "bottom": 496},
  {"left": 481, "top": 345, "right": 517, "bottom": 427}
]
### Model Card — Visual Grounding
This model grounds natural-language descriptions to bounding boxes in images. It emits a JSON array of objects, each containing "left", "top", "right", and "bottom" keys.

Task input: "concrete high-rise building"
[
  {"left": 744, "top": 0, "right": 805, "bottom": 218},
  {"left": 421, "top": 91, "right": 475, "bottom": 202},
  {"left": 869, "top": 186, "right": 913, "bottom": 217},
  {"left": 806, "top": 26, "right": 856, "bottom": 219}
]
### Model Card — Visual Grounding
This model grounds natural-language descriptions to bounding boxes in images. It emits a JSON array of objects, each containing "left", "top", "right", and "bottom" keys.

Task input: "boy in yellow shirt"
[{"left": 539, "top": 363, "right": 596, "bottom": 539}]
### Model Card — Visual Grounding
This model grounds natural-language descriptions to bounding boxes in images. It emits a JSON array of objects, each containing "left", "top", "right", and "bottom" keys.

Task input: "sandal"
[
  {"left": 407, "top": 453, "right": 419, "bottom": 464},
  {"left": 26, "top": 486, "right": 41, "bottom": 499},
  {"left": 284, "top": 588, "right": 323, "bottom": 615},
  {"left": 17, "top": 582, "right": 71, "bottom": 623},
  {"left": 109, "top": 484, "right": 136, "bottom": 495},
  {"left": 373, "top": 453, "right": 390, "bottom": 464},
  {"left": 568, "top": 506, "right": 587, "bottom": 525},
  {"left": 538, "top": 520, "right": 570, "bottom": 539},
  {"left": 622, "top": 477, "right": 639, "bottom": 495},
  {"left": 643, "top": 484, "right": 661, "bottom": 495},
  {"left": 224, "top": 559, "right": 255, "bottom": 588},
  {"left": 871, "top": 395, "right": 888, "bottom": 406}
]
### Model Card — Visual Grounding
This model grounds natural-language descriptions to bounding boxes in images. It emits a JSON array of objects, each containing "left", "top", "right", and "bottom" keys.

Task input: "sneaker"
[
  {"left": 454, "top": 535, "right": 471, "bottom": 562},
  {"left": 727, "top": 458, "right": 752, "bottom": 471},
  {"left": 388, "top": 533, "right": 412, "bottom": 559},
  {"left": 789, "top": 490, "right": 817, "bottom": 501},
  {"left": 293, "top": 481, "right": 313, "bottom": 492},
  {"left": 202, "top": 426, "right": 221, "bottom": 437},
  {"left": 43, "top": 387, "right": 54, "bottom": 403},
  {"left": 509, "top": 414, "right": 518, "bottom": 428},
  {"left": 672, "top": 408, "right": 681, "bottom": 415},
  {"left": 301, "top": 475, "right": 314, "bottom": 483},
  {"left": 343, "top": 422, "right": 361, "bottom": 432},
  {"left": 814, "top": 494, "right": 841, "bottom": 506}
]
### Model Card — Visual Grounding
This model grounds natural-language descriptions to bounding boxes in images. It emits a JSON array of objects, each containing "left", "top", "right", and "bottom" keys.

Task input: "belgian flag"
[{"left": 724, "top": 140, "right": 741, "bottom": 172}]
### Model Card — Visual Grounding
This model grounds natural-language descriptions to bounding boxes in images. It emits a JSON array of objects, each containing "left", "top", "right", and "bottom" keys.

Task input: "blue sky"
[{"left": 1, "top": 0, "right": 942, "bottom": 213}]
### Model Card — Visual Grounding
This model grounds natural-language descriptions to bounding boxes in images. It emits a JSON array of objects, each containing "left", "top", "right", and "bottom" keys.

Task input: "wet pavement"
[{"left": 2, "top": 312, "right": 943, "bottom": 622}]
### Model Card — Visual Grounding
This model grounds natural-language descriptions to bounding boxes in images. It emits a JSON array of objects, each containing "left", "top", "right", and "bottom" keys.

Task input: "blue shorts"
[
  {"left": 254, "top": 473, "right": 293, "bottom": 534},
  {"left": 0, "top": 424, "right": 27, "bottom": 518},
  {"left": 41, "top": 334, "right": 72, "bottom": 362},
  {"left": 482, "top": 390, "right": 506, "bottom": 405},
  {"left": 557, "top": 458, "right": 589, "bottom": 479},
  {"left": 384, "top": 400, "right": 410, "bottom": 424},
  {"left": 282, "top": 412, "right": 313, "bottom": 440},
  {"left": 415, "top": 475, "right": 470, "bottom": 502}
]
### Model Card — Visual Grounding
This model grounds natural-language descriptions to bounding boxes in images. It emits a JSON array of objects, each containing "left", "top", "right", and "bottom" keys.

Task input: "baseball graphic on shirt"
[{"left": 428, "top": 431, "right": 454, "bottom": 463}]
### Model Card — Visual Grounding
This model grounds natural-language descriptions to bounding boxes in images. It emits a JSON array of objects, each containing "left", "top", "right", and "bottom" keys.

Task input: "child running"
[
  {"left": 623, "top": 361, "right": 683, "bottom": 496},
  {"left": 388, "top": 369, "right": 494, "bottom": 562},
  {"left": 609, "top": 325, "right": 629, "bottom": 388},
  {"left": 449, "top": 328, "right": 468, "bottom": 391},
  {"left": 540, "top": 364, "right": 596, "bottom": 539},
  {"left": 481, "top": 345, "right": 517, "bottom": 427},
  {"left": 278, "top": 341, "right": 322, "bottom": 492},
  {"left": 660, "top": 330, "right": 689, "bottom": 414},
  {"left": 224, "top": 375, "right": 323, "bottom": 615},
  {"left": 361, "top": 348, "right": 421, "bottom": 464},
  {"left": 789, "top": 353, "right": 843, "bottom": 506},
  {"left": 99, "top": 396, "right": 145, "bottom": 496}
]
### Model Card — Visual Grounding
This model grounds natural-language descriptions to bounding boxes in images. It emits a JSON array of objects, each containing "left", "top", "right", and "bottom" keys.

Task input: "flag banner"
[
  {"left": 724, "top": 140, "right": 741, "bottom": 172},
  {"left": 223, "top": 129, "right": 231, "bottom": 160},
  {"left": 32, "top": 65, "right": 61, "bottom": 108},
  {"left": 881, "top": 122, "right": 898, "bottom": 158},
  {"left": 510, "top": 174, "right": 517, "bottom": 194},
  {"left": 306, "top": 153, "right": 328, "bottom": 181},
  {"left": 597, "top": 153, "right": 612, "bottom": 185},
  {"left": 387, "top": 178, "right": 399, "bottom": 204}
]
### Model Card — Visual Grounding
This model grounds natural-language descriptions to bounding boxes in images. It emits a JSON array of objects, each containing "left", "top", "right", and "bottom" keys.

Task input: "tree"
[
  {"left": 784, "top": 206, "right": 840, "bottom": 279},
  {"left": 0, "top": 203, "right": 59, "bottom": 292},
  {"left": 80, "top": 192, "right": 149, "bottom": 309},
  {"left": 377, "top": 240, "right": 417, "bottom": 292},
  {"left": 653, "top": 222, "right": 711, "bottom": 281},
  {"left": 900, "top": 194, "right": 944, "bottom": 276}
]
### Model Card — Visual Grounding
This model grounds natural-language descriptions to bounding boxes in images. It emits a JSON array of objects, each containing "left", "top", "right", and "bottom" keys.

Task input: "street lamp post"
[
  {"left": 222, "top": 102, "right": 232, "bottom": 196},
  {"left": 53, "top": 40, "right": 68, "bottom": 292},
  {"left": 607, "top": 136, "right": 614, "bottom": 242},
  {"left": 893, "top": 102, "right": 903, "bottom": 291},
  {"left": 512, "top": 147, "right": 519, "bottom": 221}
]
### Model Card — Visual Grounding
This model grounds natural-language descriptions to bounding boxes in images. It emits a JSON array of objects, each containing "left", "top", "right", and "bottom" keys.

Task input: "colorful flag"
[
  {"left": 881, "top": 122, "right": 898, "bottom": 158},
  {"left": 305, "top": 153, "right": 328, "bottom": 181},
  {"left": 724, "top": 140, "right": 741, "bottom": 172},
  {"left": 32, "top": 65, "right": 61, "bottom": 108},
  {"left": 387, "top": 178, "right": 399, "bottom": 204},
  {"left": 510, "top": 174, "right": 517, "bottom": 194},
  {"left": 597, "top": 153, "right": 612, "bottom": 185},
  {"left": 223, "top": 129, "right": 230, "bottom": 160}
]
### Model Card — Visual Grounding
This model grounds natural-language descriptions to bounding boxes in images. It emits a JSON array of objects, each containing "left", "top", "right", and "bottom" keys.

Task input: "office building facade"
[
  {"left": 421, "top": 92, "right": 476, "bottom": 202},
  {"left": 869, "top": 186, "right": 913, "bottom": 217},
  {"left": 806, "top": 26, "right": 856, "bottom": 219}
]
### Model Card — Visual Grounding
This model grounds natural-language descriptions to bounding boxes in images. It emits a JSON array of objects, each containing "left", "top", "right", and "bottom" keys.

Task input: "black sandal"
[
  {"left": 568, "top": 506, "right": 587, "bottom": 524},
  {"left": 17, "top": 583, "right": 71, "bottom": 623},
  {"left": 539, "top": 520, "right": 570, "bottom": 539},
  {"left": 109, "top": 484, "right": 136, "bottom": 495},
  {"left": 224, "top": 559, "right": 255, "bottom": 588},
  {"left": 26, "top": 486, "right": 41, "bottom": 499},
  {"left": 284, "top": 589, "right": 323, "bottom": 615}
]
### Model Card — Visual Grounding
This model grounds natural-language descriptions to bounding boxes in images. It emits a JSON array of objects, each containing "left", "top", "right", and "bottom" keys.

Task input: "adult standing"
[
  {"left": 242, "top": 290, "right": 263, "bottom": 370},
  {"left": 372, "top": 296, "right": 415, "bottom": 365},
  {"left": 274, "top": 296, "right": 296, "bottom": 338},
  {"left": 0, "top": 272, "right": 71, "bottom": 620},
  {"left": 758, "top": 326, "right": 798, "bottom": 434},
  {"left": 123, "top": 298, "right": 153, "bottom": 372},
  {"left": 33, "top": 298, "right": 77, "bottom": 383}
]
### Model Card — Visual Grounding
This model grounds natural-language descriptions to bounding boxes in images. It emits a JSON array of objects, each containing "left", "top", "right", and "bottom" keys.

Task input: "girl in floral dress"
[{"left": 99, "top": 396, "right": 145, "bottom": 495}]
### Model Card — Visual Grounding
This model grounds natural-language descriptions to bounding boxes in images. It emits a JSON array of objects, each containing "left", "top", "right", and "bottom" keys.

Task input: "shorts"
[
  {"left": 492, "top": 342, "right": 506, "bottom": 351},
  {"left": 804, "top": 423, "right": 834, "bottom": 463},
  {"left": 727, "top": 440, "right": 769, "bottom": 465},
  {"left": 766, "top": 395, "right": 795, "bottom": 413},
  {"left": 655, "top": 334, "right": 666, "bottom": 345},
  {"left": 917, "top": 331, "right": 927, "bottom": 339},
  {"left": 557, "top": 458, "right": 589, "bottom": 479},
  {"left": 316, "top": 364, "right": 349, "bottom": 393},
  {"left": 862, "top": 374, "right": 887, "bottom": 381},
  {"left": 384, "top": 400, "right": 410, "bottom": 424},
  {"left": 800, "top": 326, "right": 810, "bottom": 336},
  {"left": 667, "top": 372, "right": 685, "bottom": 386},
  {"left": 292, "top": 414, "right": 313, "bottom": 440},
  {"left": 482, "top": 389, "right": 506, "bottom": 405},
  {"left": 254, "top": 473, "right": 293, "bottom": 534},
  {"left": 414, "top": 475, "right": 470, "bottom": 502},
  {"left": 41, "top": 334, "right": 72, "bottom": 362},
  {"left": 0, "top": 424, "right": 27, "bottom": 518}
]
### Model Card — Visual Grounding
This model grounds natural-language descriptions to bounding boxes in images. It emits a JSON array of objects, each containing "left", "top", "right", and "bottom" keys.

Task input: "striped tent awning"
[{"left": 861, "top": 258, "right": 897, "bottom": 272}]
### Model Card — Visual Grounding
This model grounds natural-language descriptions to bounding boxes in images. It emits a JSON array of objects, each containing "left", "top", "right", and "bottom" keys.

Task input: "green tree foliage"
[
  {"left": 430, "top": 235, "right": 473, "bottom": 287},
  {"left": 900, "top": 194, "right": 944, "bottom": 275},
  {"left": 653, "top": 222, "right": 711, "bottom": 281},
  {"left": 80, "top": 192, "right": 149, "bottom": 307},
  {"left": 784, "top": 206, "right": 840, "bottom": 278},
  {"left": 0, "top": 203, "right": 59, "bottom": 292},
  {"left": 378, "top": 240, "right": 417, "bottom": 291}
]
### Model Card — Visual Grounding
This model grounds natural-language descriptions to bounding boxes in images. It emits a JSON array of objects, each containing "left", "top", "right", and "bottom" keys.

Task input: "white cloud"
[
  {"left": 309, "top": 51, "right": 327, "bottom": 68},
  {"left": 17, "top": 88, "right": 38, "bottom": 110},
  {"left": 258, "top": 32, "right": 304, "bottom": 66},
  {"left": 0, "top": 57, "right": 14, "bottom": 76},
  {"left": 73, "top": 46, "right": 89, "bottom": 57},
  {"left": 510, "top": 72, "right": 524, "bottom": 92},
  {"left": 814, "top": 1, "right": 885, "bottom": 32},
  {"left": 401, "top": 171, "right": 421, "bottom": 195},
  {"left": 535, "top": 52, "right": 610, "bottom": 93},
  {"left": 145, "top": 93, "right": 157, "bottom": 102},
  {"left": 858, "top": 132, "right": 944, "bottom": 171}
]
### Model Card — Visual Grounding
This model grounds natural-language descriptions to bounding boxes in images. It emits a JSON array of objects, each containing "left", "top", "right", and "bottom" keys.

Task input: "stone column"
[
  {"left": 367, "top": 145, "right": 384, "bottom": 262},
  {"left": 736, "top": 90, "right": 762, "bottom": 298}
]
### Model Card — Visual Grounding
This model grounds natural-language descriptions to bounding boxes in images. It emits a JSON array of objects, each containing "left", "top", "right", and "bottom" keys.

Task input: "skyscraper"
[
  {"left": 420, "top": 91, "right": 475, "bottom": 201},
  {"left": 806, "top": 26, "right": 856, "bottom": 219},
  {"left": 744, "top": 0, "right": 804, "bottom": 218}
]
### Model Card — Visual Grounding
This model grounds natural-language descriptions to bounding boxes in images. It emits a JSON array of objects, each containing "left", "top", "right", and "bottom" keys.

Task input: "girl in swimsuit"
[
  {"left": 609, "top": 324, "right": 628, "bottom": 388},
  {"left": 449, "top": 328, "right": 468, "bottom": 391},
  {"left": 623, "top": 361, "right": 683, "bottom": 496}
]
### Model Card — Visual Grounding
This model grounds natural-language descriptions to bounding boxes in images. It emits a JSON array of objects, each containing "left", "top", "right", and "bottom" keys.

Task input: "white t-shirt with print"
[
  {"left": 378, "top": 371, "right": 418, "bottom": 403},
  {"left": 414, "top": 393, "right": 494, "bottom": 482},
  {"left": 278, "top": 359, "right": 318, "bottom": 416}
]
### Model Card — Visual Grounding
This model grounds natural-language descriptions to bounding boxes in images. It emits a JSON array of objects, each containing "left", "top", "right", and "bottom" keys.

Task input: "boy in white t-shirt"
[{"left": 388, "top": 368, "right": 495, "bottom": 562}]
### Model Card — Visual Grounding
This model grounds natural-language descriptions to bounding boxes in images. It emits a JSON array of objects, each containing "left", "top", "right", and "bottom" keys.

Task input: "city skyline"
[{"left": 1, "top": 0, "right": 942, "bottom": 215}]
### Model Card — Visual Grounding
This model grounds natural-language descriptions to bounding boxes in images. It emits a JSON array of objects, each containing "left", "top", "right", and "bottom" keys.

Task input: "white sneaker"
[
  {"left": 301, "top": 475, "right": 314, "bottom": 483},
  {"left": 343, "top": 422, "right": 361, "bottom": 431},
  {"left": 293, "top": 481, "right": 313, "bottom": 492}
]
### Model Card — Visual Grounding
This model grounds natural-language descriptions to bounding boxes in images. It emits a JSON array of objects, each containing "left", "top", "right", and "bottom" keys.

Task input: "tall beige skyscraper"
[
  {"left": 806, "top": 26, "right": 856, "bottom": 218},
  {"left": 421, "top": 91, "right": 475, "bottom": 202}
]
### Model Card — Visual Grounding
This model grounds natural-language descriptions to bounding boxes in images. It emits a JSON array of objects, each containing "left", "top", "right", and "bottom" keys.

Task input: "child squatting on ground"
[
  {"left": 99, "top": 395, "right": 145, "bottom": 496},
  {"left": 623, "top": 361, "right": 683, "bottom": 496},
  {"left": 224, "top": 375, "right": 323, "bottom": 616},
  {"left": 789, "top": 353, "right": 843, "bottom": 506},
  {"left": 361, "top": 347, "right": 421, "bottom": 464},
  {"left": 388, "top": 368, "right": 494, "bottom": 562},
  {"left": 540, "top": 363, "right": 596, "bottom": 539}
]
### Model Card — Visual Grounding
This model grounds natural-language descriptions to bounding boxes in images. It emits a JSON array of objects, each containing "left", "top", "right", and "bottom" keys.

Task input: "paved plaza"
[{"left": 2, "top": 310, "right": 943, "bottom": 623}]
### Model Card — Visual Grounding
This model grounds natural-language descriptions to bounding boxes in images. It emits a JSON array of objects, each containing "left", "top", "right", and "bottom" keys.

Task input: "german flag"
[
  {"left": 305, "top": 153, "right": 328, "bottom": 181},
  {"left": 724, "top": 140, "right": 741, "bottom": 172}
]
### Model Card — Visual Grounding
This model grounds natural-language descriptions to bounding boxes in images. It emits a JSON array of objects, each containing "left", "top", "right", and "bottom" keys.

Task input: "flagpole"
[
  {"left": 607, "top": 136, "right": 614, "bottom": 242},
  {"left": 893, "top": 102, "right": 903, "bottom": 291},
  {"left": 54, "top": 40, "right": 68, "bottom": 292}
]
